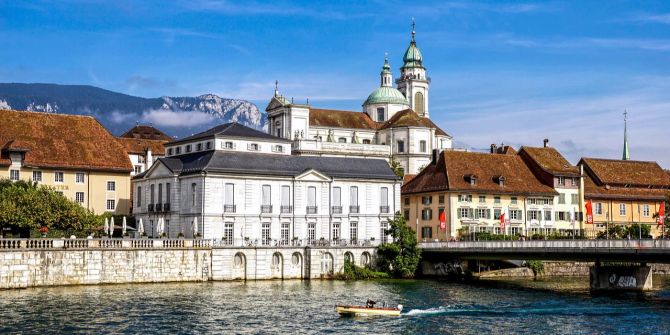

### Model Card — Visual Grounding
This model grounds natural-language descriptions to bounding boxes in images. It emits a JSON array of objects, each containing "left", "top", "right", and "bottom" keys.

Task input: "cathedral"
[{"left": 266, "top": 25, "right": 452, "bottom": 175}]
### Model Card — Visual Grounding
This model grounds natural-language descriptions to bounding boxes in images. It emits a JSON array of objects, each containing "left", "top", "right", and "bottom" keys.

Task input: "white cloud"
[
  {"left": 109, "top": 110, "right": 137, "bottom": 124},
  {"left": 140, "top": 109, "right": 215, "bottom": 127}
]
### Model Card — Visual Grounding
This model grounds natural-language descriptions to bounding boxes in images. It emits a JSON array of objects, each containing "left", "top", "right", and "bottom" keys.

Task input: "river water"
[{"left": 2, "top": 277, "right": 670, "bottom": 334}]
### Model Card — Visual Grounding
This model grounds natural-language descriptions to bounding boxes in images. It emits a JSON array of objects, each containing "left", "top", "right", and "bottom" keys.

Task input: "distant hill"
[{"left": 0, "top": 83, "right": 265, "bottom": 139}]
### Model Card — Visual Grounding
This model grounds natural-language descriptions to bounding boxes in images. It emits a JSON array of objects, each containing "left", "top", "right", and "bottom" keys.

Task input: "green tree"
[
  {"left": 388, "top": 158, "right": 404, "bottom": 178},
  {"left": 376, "top": 214, "right": 421, "bottom": 278},
  {"left": 625, "top": 224, "right": 651, "bottom": 239}
]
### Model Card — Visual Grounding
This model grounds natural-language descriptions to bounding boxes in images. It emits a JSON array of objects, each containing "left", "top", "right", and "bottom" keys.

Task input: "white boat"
[{"left": 336, "top": 304, "right": 403, "bottom": 316}]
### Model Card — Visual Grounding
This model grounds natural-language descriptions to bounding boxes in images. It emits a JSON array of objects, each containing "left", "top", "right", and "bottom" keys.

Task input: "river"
[{"left": 2, "top": 277, "right": 670, "bottom": 334}]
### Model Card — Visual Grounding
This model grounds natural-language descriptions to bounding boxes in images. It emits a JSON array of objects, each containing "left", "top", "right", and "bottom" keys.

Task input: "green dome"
[
  {"left": 402, "top": 41, "right": 424, "bottom": 69},
  {"left": 363, "top": 86, "right": 409, "bottom": 106}
]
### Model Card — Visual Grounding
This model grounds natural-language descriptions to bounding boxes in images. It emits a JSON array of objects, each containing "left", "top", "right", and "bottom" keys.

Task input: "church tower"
[
  {"left": 622, "top": 110, "right": 630, "bottom": 160},
  {"left": 396, "top": 19, "right": 430, "bottom": 118}
]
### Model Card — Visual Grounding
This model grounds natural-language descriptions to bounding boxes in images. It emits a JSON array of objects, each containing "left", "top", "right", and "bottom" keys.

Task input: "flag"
[
  {"left": 585, "top": 200, "right": 593, "bottom": 224},
  {"left": 658, "top": 202, "right": 666, "bottom": 226},
  {"left": 439, "top": 210, "right": 446, "bottom": 230},
  {"left": 500, "top": 207, "right": 509, "bottom": 229}
]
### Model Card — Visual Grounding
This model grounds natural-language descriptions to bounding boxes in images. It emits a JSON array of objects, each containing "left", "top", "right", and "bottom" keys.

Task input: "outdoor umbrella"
[
  {"left": 122, "top": 216, "right": 127, "bottom": 236},
  {"left": 104, "top": 218, "right": 109, "bottom": 237},
  {"left": 138, "top": 218, "right": 144, "bottom": 237},
  {"left": 110, "top": 217, "right": 115, "bottom": 237},
  {"left": 192, "top": 217, "right": 198, "bottom": 238},
  {"left": 158, "top": 218, "right": 164, "bottom": 238}
]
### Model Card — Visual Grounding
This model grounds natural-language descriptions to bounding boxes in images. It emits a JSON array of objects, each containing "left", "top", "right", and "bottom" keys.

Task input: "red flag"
[
  {"left": 658, "top": 202, "right": 666, "bottom": 226},
  {"left": 439, "top": 210, "right": 446, "bottom": 230},
  {"left": 585, "top": 200, "right": 594, "bottom": 224}
]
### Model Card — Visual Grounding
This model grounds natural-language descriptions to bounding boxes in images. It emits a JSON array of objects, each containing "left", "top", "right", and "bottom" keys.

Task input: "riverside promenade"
[{"left": 0, "top": 238, "right": 376, "bottom": 289}]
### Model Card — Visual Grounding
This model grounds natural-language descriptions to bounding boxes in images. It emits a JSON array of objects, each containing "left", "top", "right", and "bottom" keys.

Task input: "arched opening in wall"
[
  {"left": 291, "top": 252, "right": 303, "bottom": 278},
  {"left": 321, "top": 252, "right": 334, "bottom": 277},
  {"left": 360, "top": 252, "right": 372, "bottom": 267},
  {"left": 271, "top": 252, "right": 284, "bottom": 279},
  {"left": 414, "top": 92, "right": 424, "bottom": 115},
  {"left": 233, "top": 252, "right": 246, "bottom": 281},
  {"left": 344, "top": 251, "right": 354, "bottom": 265}
]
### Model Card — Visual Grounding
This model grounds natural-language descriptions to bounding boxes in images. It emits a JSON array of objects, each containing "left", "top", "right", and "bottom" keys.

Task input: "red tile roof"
[
  {"left": 402, "top": 150, "right": 556, "bottom": 196},
  {"left": 584, "top": 173, "right": 667, "bottom": 200},
  {"left": 580, "top": 158, "right": 670, "bottom": 187},
  {"left": 120, "top": 125, "right": 173, "bottom": 141},
  {"left": 519, "top": 146, "right": 580, "bottom": 176},
  {"left": 0, "top": 110, "right": 132, "bottom": 172},
  {"left": 117, "top": 137, "right": 167, "bottom": 156},
  {"left": 309, "top": 109, "right": 379, "bottom": 130},
  {"left": 379, "top": 109, "right": 449, "bottom": 136},
  {"left": 402, "top": 174, "right": 417, "bottom": 185}
]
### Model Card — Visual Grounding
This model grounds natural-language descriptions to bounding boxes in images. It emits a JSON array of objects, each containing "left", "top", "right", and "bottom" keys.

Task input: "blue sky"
[{"left": 1, "top": 0, "right": 669, "bottom": 167}]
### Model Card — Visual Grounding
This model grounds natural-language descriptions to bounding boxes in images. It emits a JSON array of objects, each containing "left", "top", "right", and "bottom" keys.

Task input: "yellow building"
[
  {"left": 579, "top": 158, "right": 670, "bottom": 238},
  {"left": 0, "top": 110, "right": 132, "bottom": 215},
  {"left": 402, "top": 149, "right": 556, "bottom": 241}
]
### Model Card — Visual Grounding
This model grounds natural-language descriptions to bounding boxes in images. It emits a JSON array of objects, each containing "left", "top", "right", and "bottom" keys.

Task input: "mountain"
[{"left": 0, "top": 83, "right": 265, "bottom": 139}]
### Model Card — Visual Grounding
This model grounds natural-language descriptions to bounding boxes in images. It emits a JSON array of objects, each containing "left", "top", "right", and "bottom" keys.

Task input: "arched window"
[
  {"left": 377, "top": 107, "right": 385, "bottom": 121},
  {"left": 414, "top": 92, "right": 424, "bottom": 115}
]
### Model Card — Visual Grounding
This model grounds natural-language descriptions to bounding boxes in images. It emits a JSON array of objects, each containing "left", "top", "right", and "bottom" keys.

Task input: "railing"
[
  {"left": 420, "top": 239, "right": 670, "bottom": 249},
  {"left": 224, "top": 205, "right": 236, "bottom": 213},
  {"left": 306, "top": 206, "right": 318, "bottom": 214},
  {"left": 211, "top": 238, "right": 376, "bottom": 248},
  {"left": 164, "top": 203, "right": 171, "bottom": 212},
  {"left": 155, "top": 203, "right": 163, "bottom": 212},
  {"left": 331, "top": 206, "right": 342, "bottom": 214},
  {"left": 261, "top": 205, "right": 273, "bottom": 213},
  {"left": 148, "top": 204, "right": 154, "bottom": 212},
  {"left": 280, "top": 205, "right": 293, "bottom": 213},
  {"left": 349, "top": 206, "right": 360, "bottom": 214}
]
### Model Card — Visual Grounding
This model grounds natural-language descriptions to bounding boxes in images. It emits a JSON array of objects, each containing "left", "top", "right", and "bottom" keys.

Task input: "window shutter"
[
  {"left": 468, "top": 208, "right": 474, "bottom": 219},
  {"left": 281, "top": 186, "right": 290, "bottom": 206}
]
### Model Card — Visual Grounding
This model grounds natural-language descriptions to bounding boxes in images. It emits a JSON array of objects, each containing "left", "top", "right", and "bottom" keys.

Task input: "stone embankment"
[
  {"left": 0, "top": 239, "right": 376, "bottom": 289},
  {"left": 477, "top": 262, "right": 670, "bottom": 278}
]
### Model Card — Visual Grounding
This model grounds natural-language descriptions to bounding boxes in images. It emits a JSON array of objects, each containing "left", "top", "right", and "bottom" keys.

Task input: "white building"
[
  {"left": 133, "top": 122, "right": 401, "bottom": 244},
  {"left": 266, "top": 25, "right": 452, "bottom": 175},
  {"left": 117, "top": 124, "right": 172, "bottom": 176}
]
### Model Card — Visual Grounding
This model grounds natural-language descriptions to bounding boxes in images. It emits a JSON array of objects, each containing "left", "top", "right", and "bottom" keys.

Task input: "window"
[
  {"left": 572, "top": 178, "right": 579, "bottom": 186},
  {"left": 558, "top": 176, "right": 565, "bottom": 186},
  {"left": 362, "top": 139, "right": 371, "bottom": 144},
  {"left": 458, "top": 194, "right": 472, "bottom": 202},
  {"left": 494, "top": 209, "right": 501, "bottom": 220},
  {"left": 643, "top": 204, "right": 650, "bottom": 217},
  {"left": 511, "top": 197, "right": 517, "bottom": 205},
  {"left": 479, "top": 195, "right": 486, "bottom": 203},
  {"left": 106, "top": 199, "right": 116, "bottom": 211},
  {"left": 403, "top": 210, "right": 410, "bottom": 220},
  {"left": 281, "top": 223, "right": 290, "bottom": 245},
  {"left": 158, "top": 183, "right": 163, "bottom": 204},
  {"left": 75, "top": 192, "right": 85, "bottom": 203},
  {"left": 107, "top": 181, "right": 116, "bottom": 191},
  {"left": 338, "top": 138, "right": 347, "bottom": 143},
  {"left": 439, "top": 195, "right": 445, "bottom": 204},
  {"left": 137, "top": 186, "right": 142, "bottom": 207},
  {"left": 308, "top": 223, "right": 316, "bottom": 242},
  {"left": 558, "top": 194, "right": 566, "bottom": 204},
  {"left": 165, "top": 183, "right": 171, "bottom": 204},
  {"left": 281, "top": 185, "right": 291, "bottom": 212},
  {"left": 380, "top": 187, "right": 389, "bottom": 213},
  {"left": 350, "top": 222, "right": 358, "bottom": 242},
  {"left": 350, "top": 186, "right": 359, "bottom": 213},
  {"left": 196, "top": 143, "right": 202, "bottom": 151},
  {"left": 404, "top": 197, "right": 410, "bottom": 206},
  {"left": 276, "top": 129, "right": 282, "bottom": 138},
  {"left": 262, "top": 223, "right": 271, "bottom": 245},
  {"left": 191, "top": 183, "right": 197, "bottom": 207},
  {"left": 134, "top": 166, "right": 142, "bottom": 175},
  {"left": 421, "top": 227, "right": 433, "bottom": 239},
  {"left": 224, "top": 141, "right": 234, "bottom": 149},
  {"left": 9, "top": 170, "right": 19, "bottom": 181},
  {"left": 397, "top": 140, "right": 405, "bottom": 153},
  {"left": 494, "top": 196, "right": 501, "bottom": 204},
  {"left": 528, "top": 210, "right": 540, "bottom": 220},
  {"left": 476, "top": 208, "right": 490, "bottom": 219},
  {"left": 262, "top": 185, "right": 272, "bottom": 213},
  {"left": 225, "top": 183, "right": 235, "bottom": 212},
  {"left": 249, "top": 143, "right": 259, "bottom": 151},
  {"left": 595, "top": 202, "right": 603, "bottom": 215},
  {"left": 150, "top": 184, "right": 155, "bottom": 204},
  {"left": 138, "top": 156, "right": 146, "bottom": 164},
  {"left": 175, "top": 147, "right": 181, "bottom": 154},
  {"left": 332, "top": 223, "right": 340, "bottom": 240},
  {"left": 510, "top": 210, "right": 521, "bottom": 221},
  {"left": 224, "top": 223, "right": 234, "bottom": 244},
  {"left": 168, "top": 148, "right": 173, "bottom": 156},
  {"left": 377, "top": 107, "right": 385, "bottom": 121},
  {"left": 459, "top": 208, "right": 473, "bottom": 219},
  {"left": 419, "top": 140, "right": 427, "bottom": 153},
  {"left": 380, "top": 222, "right": 388, "bottom": 244},
  {"left": 32, "top": 170, "right": 42, "bottom": 182},
  {"left": 186, "top": 144, "right": 192, "bottom": 153},
  {"left": 571, "top": 194, "right": 579, "bottom": 204},
  {"left": 307, "top": 186, "right": 317, "bottom": 213},
  {"left": 55, "top": 171, "right": 64, "bottom": 183},
  {"left": 619, "top": 203, "right": 626, "bottom": 216},
  {"left": 421, "top": 209, "right": 433, "bottom": 220},
  {"left": 206, "top": 142, "right": 212, "bottom": 150},
  {"left": 414, "top": 92, "right": 424, "bottom": 114},
  {"left": 422, "top": 196, "right": 432, "bottom": 205},
  {"left": 544, "top": 211, "right": 552, "bottom": 221},
  {"left": 274, "top": 145, "right": 284, "bottom": 153}
]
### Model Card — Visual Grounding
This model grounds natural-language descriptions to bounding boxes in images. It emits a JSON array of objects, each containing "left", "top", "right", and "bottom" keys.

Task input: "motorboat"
[{"left": 336, "top": 303, "right": 403, "bottom": 316}]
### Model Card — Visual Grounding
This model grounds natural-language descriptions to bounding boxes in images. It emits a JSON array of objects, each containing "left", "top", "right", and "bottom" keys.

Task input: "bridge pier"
[{"left": 589, "top": 263, "right": 653, "bottom": 292}]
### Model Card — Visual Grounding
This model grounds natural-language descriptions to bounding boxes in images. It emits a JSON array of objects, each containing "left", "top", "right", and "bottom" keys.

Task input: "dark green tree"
[
  {"left": 388, "top": 158, "right": 404, "bottom": 178},
  {"left": 376, "top": 213, "right": 421, "bottom": 278}
]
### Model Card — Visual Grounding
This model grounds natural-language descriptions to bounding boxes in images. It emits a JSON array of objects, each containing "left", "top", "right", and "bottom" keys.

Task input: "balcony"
[
  {"left": 148, "top": 204, "right": 154, "bottom": 212},
  {"left": 280, "top": 205, "right": 293, "bottom": 213},
  {"left": 155, "top": 203, "right": 163, "bottom": 212},
  {"left": 224, "top": 204, "right": 236, "bottom": 213},
  {"left": 331, "top": 206, "right": 342, "bottom": 214},
  {"left": 163, "top": 203, "right": 171, "bottom": 212},
  {"left": 380, "top": 206, "right": 390, "bottom": 214},
  {"left": 306, "top": 206, "right": 318, "bottom": 214},
  {"left": 261, "top": 205, "right": 273, "bottom": 214},
  {"left": 349, "top": 205, "right": 360, "bottom": 214},
  {"left": 291, "top": 139, "right": 390, "bottom": 158}
]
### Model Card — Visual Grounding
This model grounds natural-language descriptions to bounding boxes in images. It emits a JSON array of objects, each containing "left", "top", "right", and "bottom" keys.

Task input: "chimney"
[
  {"left": 543, "top": 138, "right": 549, "bottom": 147},
  {"left": 146, "top": 148, "right": 153, "bottom": 170},
  {"left": 431, "top": 149, "right": 440, "bottom": 164},
  {"left": 490, "top": 144, "right": 497, "bottom": 154}
]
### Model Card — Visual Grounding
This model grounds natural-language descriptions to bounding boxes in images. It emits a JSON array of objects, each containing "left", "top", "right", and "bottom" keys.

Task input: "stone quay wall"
[
  {"left": 0, "top": 239, "right": 376, "bottom": 289},
  {"left": 477, "top": 262, "right": 670, "bottom": 279}
]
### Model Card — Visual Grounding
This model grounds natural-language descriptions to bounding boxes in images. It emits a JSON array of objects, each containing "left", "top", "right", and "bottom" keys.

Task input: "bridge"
[{"left": 419, "top": 240, "right": 670, "bottom": 292}]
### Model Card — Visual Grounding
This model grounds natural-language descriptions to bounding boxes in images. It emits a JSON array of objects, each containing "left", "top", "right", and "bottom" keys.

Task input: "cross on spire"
[
  {"left": 274, "top": 80, "right": 279, "bottom": 96},
  {"left": 411, "top": 18, "right": 416, "bottom": 41}
]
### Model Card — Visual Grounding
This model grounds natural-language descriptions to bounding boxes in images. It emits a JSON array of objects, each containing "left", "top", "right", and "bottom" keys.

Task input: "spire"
[
  {"left": 274, "top": 80, "right": 279, "bottom": 96},
  {"left": 411, "top": 17, "right": 416, "bottom": 42},
  {"left": 622, "top": 110, "right": 630, "bottom": 160},
  {"left": 380, "top": 53, "right": 392, "bottom": 87}
]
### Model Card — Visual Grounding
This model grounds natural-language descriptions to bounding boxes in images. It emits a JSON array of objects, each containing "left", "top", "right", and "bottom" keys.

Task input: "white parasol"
[
  {"left": 109, "top": 217, "right": 115, "bottom": 237},
  {"left": 122, "top": 216, "right": 127, "bottom": 236},
  {"left": 192, "top": 217, "right": 198, "bottom": 238}
]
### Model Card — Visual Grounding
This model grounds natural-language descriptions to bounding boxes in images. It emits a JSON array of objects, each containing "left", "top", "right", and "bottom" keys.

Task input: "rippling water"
[{"left": 2, "top": 277, "right": 670, "bottom": 334}]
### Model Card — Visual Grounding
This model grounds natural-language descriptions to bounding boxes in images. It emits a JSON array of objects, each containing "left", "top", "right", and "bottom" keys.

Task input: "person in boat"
[{"left": 366, "top": 299, "right": 376, "bottom": 308}]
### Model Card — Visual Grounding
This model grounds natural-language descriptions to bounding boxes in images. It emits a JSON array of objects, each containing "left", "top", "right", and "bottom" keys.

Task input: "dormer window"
[
  {"left": 273, "top": 145, "right": 284, "bottom": 153},
  {"left": 338, "top": 138, "right": 347, "bottom": 143},
  {"left": 224, "top": 141, "right": 234, "bottom": 149},
  {"left": 206, "top": 142, "right": 212, "bottom": 150},
  {"left": 249, "top": 143, "right": 259, "bottom": 151},
  {"left": 168, "top": 148, "right": 173, "bottom": 156},
  {"left": 465, "top": 174, "right": 477, "bottom": 186},
  {"left": 196, "top": 143, "right": 202, "bottom": 151},
  {"left": 494, "top": 175, "right": 506, "bottom": 186},
  {"left": 186, "top": 145, "right": 192, "bottom": 153},
  {"left": 175, "top": 147, "right": 181, "bottom": 154},
  {"left": 363, "top": 139, "right": 371, "bottom": 144}
]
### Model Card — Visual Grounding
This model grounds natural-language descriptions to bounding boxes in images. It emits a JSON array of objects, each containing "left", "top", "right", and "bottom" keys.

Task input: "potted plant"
[
  {"left": 141, "top": 232, "right": 148, "bottom": 239},
  {"left": 177, "top": 232, "right": 184, "bottom": 238},
  {"left": 39, "top": 226, "right": 49, "bottom": 238}
]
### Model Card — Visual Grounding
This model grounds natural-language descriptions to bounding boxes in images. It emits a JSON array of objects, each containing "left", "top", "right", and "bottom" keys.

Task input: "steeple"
[
  {"left": 622, "top": 110, "right": 630, "bottom": 160},
  {"left": 380, "top": 53, "right": 392, "bottom": 87},
  {"left": 396, "top": 18, "right": 430, "bottom": 117}
]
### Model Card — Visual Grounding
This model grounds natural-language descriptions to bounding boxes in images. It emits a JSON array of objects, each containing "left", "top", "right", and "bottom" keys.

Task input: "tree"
[
  {"left": 625, "top": 224, "right": 651, "bottom": 239},
  {"left": 376, "top": 214, "right": 421, "bottom": 278},
  {"left": 388, "top": 158, "right": 404, "bottom": 178}
]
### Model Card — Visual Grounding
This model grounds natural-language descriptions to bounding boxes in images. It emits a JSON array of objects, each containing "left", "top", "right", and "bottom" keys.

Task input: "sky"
[{"left": 1, "top": 0, "right": 669, "bottom": 167}]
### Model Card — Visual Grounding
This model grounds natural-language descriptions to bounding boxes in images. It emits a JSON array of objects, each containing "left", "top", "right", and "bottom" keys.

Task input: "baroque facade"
[
  {"left": 265, "top": 26, "right": 451, "bottom": 175},
  {"left": 132, "top": 122, "right": 401, "bottom": 243}
]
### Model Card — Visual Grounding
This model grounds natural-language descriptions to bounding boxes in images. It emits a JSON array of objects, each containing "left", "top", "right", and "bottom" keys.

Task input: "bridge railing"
[{"left": 420, "top": 239, "right": 670, "bottom": 249}]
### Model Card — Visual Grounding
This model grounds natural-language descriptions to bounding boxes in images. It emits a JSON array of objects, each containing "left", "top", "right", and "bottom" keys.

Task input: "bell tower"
[{"left": 396, "top": 19, "right": 430, "bottom": 118}]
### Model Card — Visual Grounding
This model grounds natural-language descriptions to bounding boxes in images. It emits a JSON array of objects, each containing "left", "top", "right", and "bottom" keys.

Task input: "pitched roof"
[
  {"left": 309, "top": 108, "right": 379, "bottom": 130},
  {"left": 117, "top": 137, "right": 167, "bottom": 156},
  {"left": 519, "top": 146, "right": 580, "bottom": 176},
  {"left": 403, "top": 174, "right": 417, "bottom": 185},
  {"left": 402, "top": 150, "right": 556, "bottom": 196},
  {"left": 583, "top": 173, "right": 668, "bottom": 200},
  {"left": 139, "top": 150, "right": 399, "bottom": 181},
  {"left": 120, "top": 124, "right": 172, "bottom": 141},
  {"left": 580, "top": 158, "right": 670, "bottom": 187},
  {"left": 0, "top": 110, "right": 132, "bottom": 172},
  {"left": 497, "top": 145, "right": 517, "bottom": 155},
  {"left": 170, "top": 122, "right": 291, "bottom": 144},
  {"left": 379, "top": 109, "right": 449, "bottom": 137}
]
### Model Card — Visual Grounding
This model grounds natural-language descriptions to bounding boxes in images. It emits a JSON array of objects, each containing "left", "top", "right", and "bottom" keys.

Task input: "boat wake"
[
  {"left": 403, "top": 306, "right": 450, "bottom": 316},
  {"left": 402, "top": 305, "right": 638, "bottom": 317}
]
